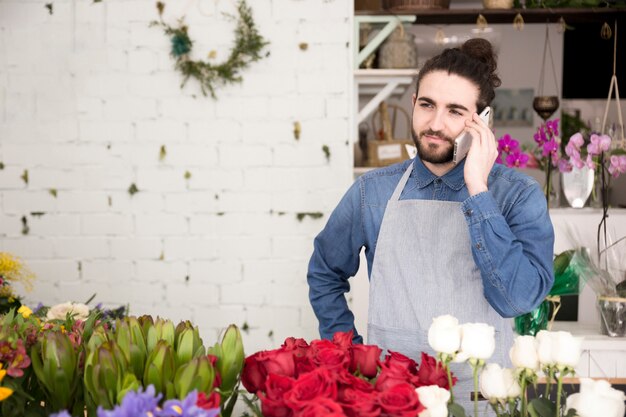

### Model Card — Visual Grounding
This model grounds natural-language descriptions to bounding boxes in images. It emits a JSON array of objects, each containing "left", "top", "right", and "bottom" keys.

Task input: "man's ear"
[{"left": 411, "top": 94, "right": 416, "bottom": 106}]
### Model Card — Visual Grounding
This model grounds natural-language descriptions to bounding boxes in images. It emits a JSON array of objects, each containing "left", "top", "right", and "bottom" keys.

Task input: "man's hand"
[{"left": 463, "top": 112, "right": 498, "bottom": 196}]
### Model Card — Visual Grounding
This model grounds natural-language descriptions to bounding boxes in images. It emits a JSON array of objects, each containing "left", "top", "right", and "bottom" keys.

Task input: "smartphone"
[{"left": 452, "top": 106, "right": 491, "bottom": 164}]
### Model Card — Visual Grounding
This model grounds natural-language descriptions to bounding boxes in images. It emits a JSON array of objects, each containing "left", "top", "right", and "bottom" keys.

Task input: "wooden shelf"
[{"left": 356, "top": 8, "right": 626, "bottom": 24}]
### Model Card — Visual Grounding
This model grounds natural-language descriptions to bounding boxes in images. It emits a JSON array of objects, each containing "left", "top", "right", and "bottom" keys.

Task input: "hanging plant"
[{"left": 151, "top": 0, "right": 269, "bottom": 98}]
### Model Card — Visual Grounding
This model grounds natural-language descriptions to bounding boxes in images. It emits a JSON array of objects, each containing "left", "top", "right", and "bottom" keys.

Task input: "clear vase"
[
  {"left": 561, "top": 165, "right": 595, "bottom": 208},
  {"left": 543, "top": 168, "right": 560, "bottom": 208}
]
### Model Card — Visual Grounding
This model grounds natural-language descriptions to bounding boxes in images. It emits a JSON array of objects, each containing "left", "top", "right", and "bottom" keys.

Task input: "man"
[{"left": 307, "top": 38, "right": 554, "bottom": 405}]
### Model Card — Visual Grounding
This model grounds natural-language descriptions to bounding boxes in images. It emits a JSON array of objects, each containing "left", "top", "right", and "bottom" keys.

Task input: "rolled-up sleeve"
[{"left": 461, "top": 184, "right": 555, "bottom": 317}]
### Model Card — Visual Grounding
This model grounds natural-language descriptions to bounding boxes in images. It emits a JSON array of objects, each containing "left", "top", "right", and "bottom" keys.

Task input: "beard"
[{"left": 411, "top": 127, "right": 455, "bottom": 164}]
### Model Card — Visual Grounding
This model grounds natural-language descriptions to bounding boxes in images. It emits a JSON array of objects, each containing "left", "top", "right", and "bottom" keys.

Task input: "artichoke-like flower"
[
  {"left": 174, "top": 355, "right": 216, "bottom": 399},
  {"left": 143, "top": 339, "right": 176, "bottom": 399},
  {"left": 208, "top": 324, "right": 244, "bottom": 395},
  {"left": 87, "top": 325, "right": 110, "bottom": 352},
  {"left": 146, "top": 318, "right": 175, "bottom": 353},
  {"left": 30, "top": 331, "right": 80, "bottom": 411},
  {"left": 84, "top": 340, "right": 129, "bottom": 410},
  {"left": 115, "top": 317, "right": 148, "bottom": 380},
  {"left": 174, "top": 321, "right": 205, "bottom": 368}
]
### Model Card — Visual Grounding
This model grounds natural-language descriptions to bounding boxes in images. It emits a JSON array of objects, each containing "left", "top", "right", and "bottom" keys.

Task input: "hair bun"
[{"left": 461, "top": 38, "right": 501, "bottom": 88}]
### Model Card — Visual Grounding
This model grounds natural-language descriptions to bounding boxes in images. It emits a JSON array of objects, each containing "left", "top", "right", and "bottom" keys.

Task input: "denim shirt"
[{"left": 307, "top": 157, "right": 555, "bottom": 343}]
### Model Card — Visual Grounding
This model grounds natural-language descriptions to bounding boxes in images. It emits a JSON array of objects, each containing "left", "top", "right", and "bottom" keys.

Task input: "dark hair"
[{"left": 415, "top": 38, "right": 501, "bottom": 112}]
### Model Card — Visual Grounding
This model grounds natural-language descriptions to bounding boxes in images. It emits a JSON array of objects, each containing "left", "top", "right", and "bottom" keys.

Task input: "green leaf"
[
  {"left": 20, "top": 169, "right": 28, "bottom": 185},
  {"left": 159, "top": 145, "right": 167, "bottom": 161},
  {"left": 528, "top": 398, "right": 556, "bottom": 417},
  {"left": 128, "top": 183, "right": 139, "bottom": 196},
  {"left": 448, "top": 402, "right": 468, "bottom": 417},
  {"left": 49, "top": 188, "right": 58, "bottom": 197}
]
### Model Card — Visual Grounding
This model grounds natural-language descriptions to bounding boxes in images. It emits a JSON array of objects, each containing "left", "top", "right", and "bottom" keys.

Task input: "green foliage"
[
  {"left": 128, "top": 183, "right": 139, "bottom": 196},
  {"left": 151, "top": 0, "right": 269, "bottom": 98},
  {"left": 296, "top": 212, "right": 324, "bottom": 222}
]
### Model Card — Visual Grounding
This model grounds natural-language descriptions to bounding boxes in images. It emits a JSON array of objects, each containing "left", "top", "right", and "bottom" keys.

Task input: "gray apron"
[{"left": 367, "top": 163, "right": 514, "bottom": 412}]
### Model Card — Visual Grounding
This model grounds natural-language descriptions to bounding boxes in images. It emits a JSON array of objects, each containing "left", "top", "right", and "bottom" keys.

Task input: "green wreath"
[{"left": 152, "top": 0, "right": 269, "bottom": 98}]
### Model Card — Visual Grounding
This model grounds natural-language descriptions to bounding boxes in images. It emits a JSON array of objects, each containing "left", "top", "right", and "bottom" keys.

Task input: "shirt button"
[
  {"left": 465, "top": 209, "right": 473, "bottom": 216},
  {"left": 434, "top": 178, "right": 441, "bottom": 184},
  {"left": 476, "top": 243, "right": 482, "bottom": 250}
]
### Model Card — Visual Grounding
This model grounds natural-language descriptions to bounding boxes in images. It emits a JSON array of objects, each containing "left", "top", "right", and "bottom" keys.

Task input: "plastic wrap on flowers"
[
  {"left": 515, "top": 250, "right": 581, "bottom": 336},
  {"left": 514, "top": 300, "right": 550, "bottom": 336}
]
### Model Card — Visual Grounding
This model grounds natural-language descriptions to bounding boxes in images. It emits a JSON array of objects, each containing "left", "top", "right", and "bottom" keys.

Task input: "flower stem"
[
  {"left": 555, "top": 372, "right": 564, "bottom": 417},
  {"left": 520, "top": 374, "right": 528, "bottom": 417},
  {"left": 439, "top": 353, "right": 455, "bottom": 404},
  {"left": 544, "top": 367, "right": 553, "bottom": 398},
  {"left": 472, "top": 360, "right": 479, "bottom": 417}
]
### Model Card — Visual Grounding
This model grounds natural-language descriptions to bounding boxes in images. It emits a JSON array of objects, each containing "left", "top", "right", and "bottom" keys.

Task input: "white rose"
[
  {"left": 536, "top": 330, "right": 583, "bottom": 369},
  {"left": 536, "top": 330, "right": 555, "bottom": 366},
  {"left": 46, "top": 302, "right": 90, "bottom": 321},
  {"left": 459, "top": 323, "right": 495, "bottom": 360},
  {"left": 565, "top": 378, "right": 626, "bottom": 417},
  {"left": 427, "top": 315, "right": 461, "bottom": 355},
  {"left": 551, "top": 331, "right": 583, "bottom": 369},
  {"left": 509, "top": 335, "right": 539, "bottom": 371},
  {"left": 479, "top": 363, "right": 521, "bottom": 404},
  {"left": 416, "top": 385, "right": 450, "bottom": 417}
]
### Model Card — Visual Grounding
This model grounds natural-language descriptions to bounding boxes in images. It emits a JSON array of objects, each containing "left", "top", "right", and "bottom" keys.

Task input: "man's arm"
[
  {"left": 461, "top": 184, "right": 555, "bottom": 317},
  {"left": 307, "top": 180, "right": 365, "bottom": 343}
]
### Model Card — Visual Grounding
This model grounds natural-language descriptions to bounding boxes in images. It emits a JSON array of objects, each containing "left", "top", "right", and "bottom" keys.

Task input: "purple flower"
[
  {"left": 587, "top": 134, "right": 611, "bottom": 155},
  {"left": 542, "top": 138, "right": 559, "bottom": 157},
  {"left": 608, "top": 155, "right": 626, "bottom": 178},
  {"left": 156, "top": 391, "right": 219, "bottom": 417},
  {"left": 534, "top": 125, "right": 547, "bottom": 145},
  {"left": 497, "top": 134, "right": 519, "bottom": 153},
  {"left": 568, "top": 132, "right": 585, "bottom": 150},
  {"left": 97, "top": 385, "right": 161, "bottom": 417},
  {"left": 546, "top": 118, "right": 560, "bottom": 137},
  {"left": 505, "top": 151, "right": 529, "bottom": 168}
]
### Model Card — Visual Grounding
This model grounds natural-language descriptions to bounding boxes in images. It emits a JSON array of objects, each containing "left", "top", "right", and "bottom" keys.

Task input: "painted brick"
[
  {"left": 135, "top": 260, "right": 188, "bottom": 283},
  {"left": 0, "top": 167, "right": 28, "bottom": 189},
  {"left": 137, "top": 168, "right": 188, "bottom": 193},
  {"left": 214, "top": 97, "right": 270, "bottom": 121},
  {"left": 272, "top": 236, "right": 314, "bottom": 259},
  {"left": 127, "top": 48, "right": 159, "bottom": 74},
  {"left": 108, "top": 192, "right": 166, "bottom": 213},
  {"left": 78, "top": 121, "right": 133, "bottom": 143},
  {"left": 217, "top": 191, "right": 272, "bottom": 213},
  {"left": 53, "top": 238, "right": 110, "bottom": 259},
  {"left": 2, "top": 191, "right": 58, "bottom": 214},
  {"left": 0, "top": 214, "right": 22, "bottom": 236},
  {"left": 2, "top": 237, "right": 56, "bottom": 259},
  {"left": 164, "top": 192, "right": 219, "bottom": 214},
  {"left": 135, "top": 213, "right": 188, "bottom": 236},
  {"left": 103, "top": 97, "right": 158, "bottom": 120},
  {"left": 164, "top": 145, "right": 219, "bottom": 167},
  {"left": 186, "top": 169, "right": 244, "bottom": 191},
  {"left": 56, "top": 192, "right": 110, "bottom": 213},
  {"left": 81, "top": 214, "right": 134, "bottom": 235},
  {"left": 243, "top": 260, "right": 306, "bottom": 285},
  {"left": 162, "top": 237, "right": 220, "bottom": 261},
  {"left": 218, "top": 145, "right": 272, "bottom": 168},
  {"left": 26, "top": 259, "right": 79, "bottom": 282},
  {"left": 29, "top": 214, "right": 81, "bottom": 236},
  {"left": 188, "top": 260, "right": 243, "bottom": 284},
  {"left": 217, "top": 236, "right": 272, "bottom": 260},
  {"left": 192, "top": 305, "right": 247, "bottom": 329},
  {"left": 164, "top": 281, "right": 220, "bottom": 306},
  {"left": 28, "top": 169, "right": 85, "bottom": 189},
  {"left": 82, "top": 260, "right": 134, "bottom": 283},
  {"left": 187, "top": 120, "right": 242, "bottom": 144},
  {"left": 110, "top": 237, "right": 163, "bottom": 260}
]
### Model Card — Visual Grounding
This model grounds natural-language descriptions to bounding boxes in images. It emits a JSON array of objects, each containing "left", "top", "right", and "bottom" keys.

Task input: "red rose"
[
  {"left": 377, "top": 382, "right": 424, "bottom": 417},
  {"left": 335, "top": 369, "right": 374, "bottom": 405},
  {"left": 259, "top": 373, "right": 295, "bottom": 417},
  {"left": 332, "top": 330, "right": 354, "bottom": 349},
  {"left": 284, "top": 367, "right": 338, "bottom": 410},
  {"left": 349, "top": 344, "right": 381, "bottom": 378},
  {"left": 383, "top": 350, "right": 418, "bottom": 375},
  {"left": 207, "top": 354, "right": 222, "bottom": 388},
  {"left": 374, "top": 363, "right": 415, "bottom": 392},
  {"left": 282, "top": 337, "right": 310, "bottom": 358},
  {"left": 294, "top": 355, "right": 315, "bottom": 378},
  {"left": 306, "top": 339, "right": 350, "bottom": 371},
  {"left": 196, "top": 391, "right": 220, "bottom": 410},
  {"left": 341, "top": 388, "right": 381, "bottom": 417},
  {"left": 415, "top": 352, "right": 456, "bottom": 390},
  {"left": 258, "top": 348, "right": 296, "bottom": 378},
  {"left": 294, "top": 398, "right": 344, "bottom": 417},
  {"left": 242, "top": 352, "right": 268, "bottom": 394}
]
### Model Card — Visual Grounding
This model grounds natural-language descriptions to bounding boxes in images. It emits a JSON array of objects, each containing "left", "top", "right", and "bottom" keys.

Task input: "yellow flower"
[
  {"left": 0, "top": 364, "right": 14, "bottom": 402},
  {"left": 0, "top": 252, "right": 35, "bottom": 291},
  {"left": 17, "top": 305, "right": 32, "bottom": 319}
]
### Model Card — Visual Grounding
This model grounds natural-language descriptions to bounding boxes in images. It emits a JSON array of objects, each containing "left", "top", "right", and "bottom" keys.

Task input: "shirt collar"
[{"left": 411, "top": 156, "right": 466, "bottom": 191}]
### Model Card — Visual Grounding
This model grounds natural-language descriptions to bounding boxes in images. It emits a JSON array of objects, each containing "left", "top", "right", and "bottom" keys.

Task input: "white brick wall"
[{"left": 0, "top": 0, "right": 352, "bottom": 355}]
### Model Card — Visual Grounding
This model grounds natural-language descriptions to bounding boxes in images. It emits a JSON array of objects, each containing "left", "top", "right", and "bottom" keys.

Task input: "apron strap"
[{"left": 390, "top": 162, "right": 414, "bottom": 202}]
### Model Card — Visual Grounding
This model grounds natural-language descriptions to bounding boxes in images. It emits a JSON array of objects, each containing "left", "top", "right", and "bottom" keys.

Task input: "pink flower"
[
  {"left": 586, "top": 154, "right": 596, "bottom": 170},
  {"left": 505, "top": 151, "right": 529, "bottom": 168},
  {"left": 546, "top": 119, "right": 560, "bottom": 137},
  {"left": 608, "top": 155, "right": 626, "bottom": 178},
  {"left": 558, "top": 158, "right": 573, "bottom": 173},
  {"left": 569, "top": 132, "right": 585, "bottom": 149},
  {"left": 587, "top": 134, "right": 611, "bottom": 155}
]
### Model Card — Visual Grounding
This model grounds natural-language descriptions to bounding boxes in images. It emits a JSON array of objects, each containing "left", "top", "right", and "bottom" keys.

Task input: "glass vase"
[{"left": 561, "top": 165, "right": 595, "bottom": 208}]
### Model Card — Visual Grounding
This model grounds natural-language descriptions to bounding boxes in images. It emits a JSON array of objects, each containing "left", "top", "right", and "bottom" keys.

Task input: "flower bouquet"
[
  {"left": 0, "top": 252, "right": 35, "bottom": 315},
  {"left": 240, "top": 331, "right": 455, "bottom": 417}
]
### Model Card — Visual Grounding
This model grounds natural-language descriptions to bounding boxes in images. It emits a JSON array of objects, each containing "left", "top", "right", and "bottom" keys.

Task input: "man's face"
[{"left": 411, "top": 71, "right": 479, "bottom": 165}]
